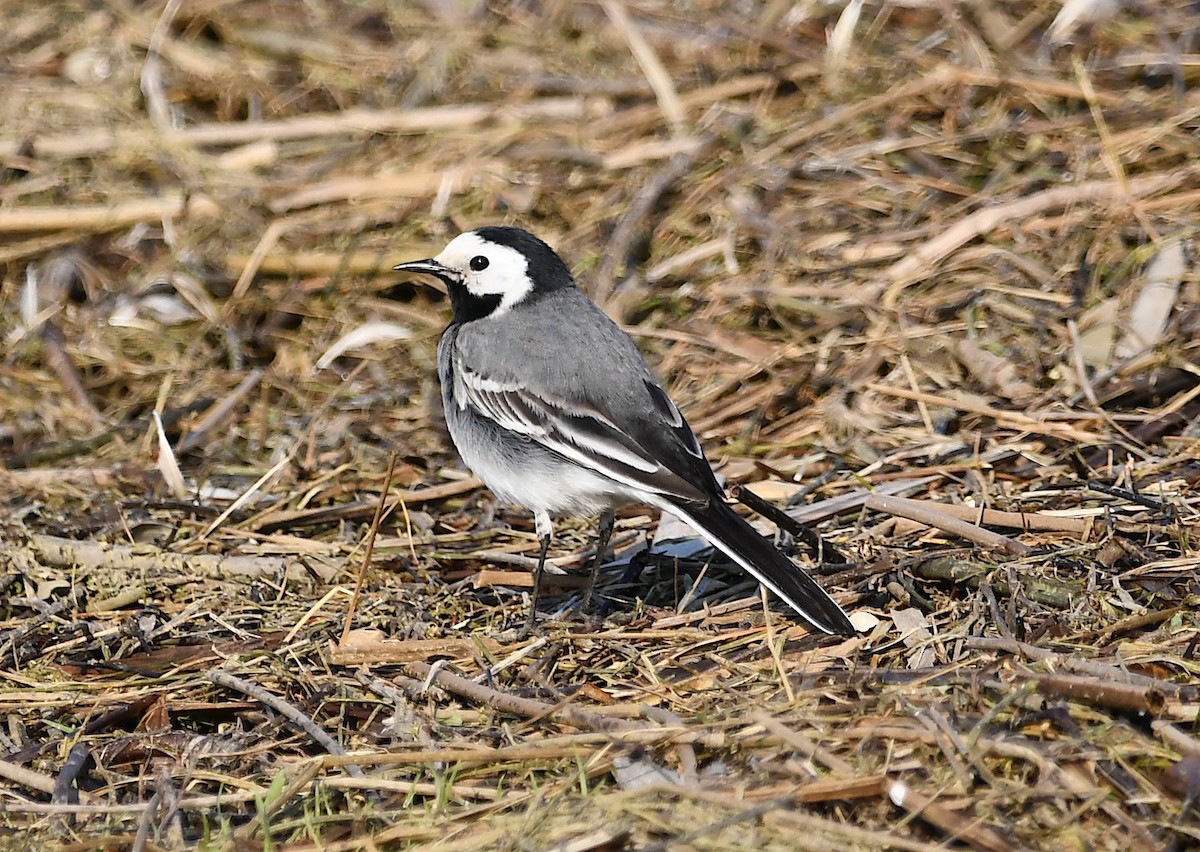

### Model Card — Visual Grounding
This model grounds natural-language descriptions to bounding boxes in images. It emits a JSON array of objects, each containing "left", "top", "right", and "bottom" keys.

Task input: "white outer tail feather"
[{"left": 656, "top": 500, "right": 847, "bottom": 635}]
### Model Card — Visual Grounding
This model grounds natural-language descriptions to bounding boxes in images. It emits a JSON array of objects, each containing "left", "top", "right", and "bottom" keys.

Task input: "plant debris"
[{"left": 1, "top": 1, "right": 1198, "bottom": 849}]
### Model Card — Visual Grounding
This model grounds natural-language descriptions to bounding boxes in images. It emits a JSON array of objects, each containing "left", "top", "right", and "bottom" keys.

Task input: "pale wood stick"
[
  {"left": 0, "top": 755, "right": 95, "bottom": 804},
  {"left": 886, "top": 778, "right": 1016, "bottom": 852},
  {"left": 865, "top": 497, "right": 1092, "bottom": 535},
  {"left": 885, "top": 171, "right": 1189, "bottom": 293},
  {"left": 220, "top": 250, "right": 408, "bottom": 278},
  {"left": 0, "top": 194, "right": 219, "bottom": 233},
  {"left": 1, "top": 532, "right": 329, "bottom": 582},
  {"left": 0, "top": 98, "right": 588, "bottom": 160},
  {"left": 863, "top": 382, "right": 1104, "bottom": 443},
  {"left": 865, "top": 494, "right": 1036, "bottom": 557},
  {"left": 268, "top": 170, "right": 474, "bottom": 214},
  {"left": 601, "top": 0, "right": 686, "bottom": 136}
]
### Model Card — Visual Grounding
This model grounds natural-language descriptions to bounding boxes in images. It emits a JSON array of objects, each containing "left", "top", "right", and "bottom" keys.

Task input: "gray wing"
[{"left": 448, "top": 290, "right": 720, "bottom": 506}]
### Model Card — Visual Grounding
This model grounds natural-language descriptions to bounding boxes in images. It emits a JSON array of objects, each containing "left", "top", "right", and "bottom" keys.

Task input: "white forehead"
[{"left": 434, "top": 232, "right": 528, "bottom": 277}]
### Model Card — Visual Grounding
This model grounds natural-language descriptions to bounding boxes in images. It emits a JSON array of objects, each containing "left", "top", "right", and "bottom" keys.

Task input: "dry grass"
[{"left": 1, "top": 1, "right": 1199, "bottom": 849}]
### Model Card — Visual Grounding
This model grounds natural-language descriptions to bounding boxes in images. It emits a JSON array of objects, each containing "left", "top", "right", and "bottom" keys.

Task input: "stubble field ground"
[{"left": 1, "top": 1, "right": 1199, "bottom": 849}]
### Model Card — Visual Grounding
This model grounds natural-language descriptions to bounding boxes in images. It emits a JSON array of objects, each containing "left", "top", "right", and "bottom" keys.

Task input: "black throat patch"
[{"left": 448, "top": 288, "right": 503, "bottom": 325}]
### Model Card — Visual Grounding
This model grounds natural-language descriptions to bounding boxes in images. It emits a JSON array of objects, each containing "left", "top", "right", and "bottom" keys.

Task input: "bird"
[{"left": 394, "top": 226, "right": 854, "bottom": 636}]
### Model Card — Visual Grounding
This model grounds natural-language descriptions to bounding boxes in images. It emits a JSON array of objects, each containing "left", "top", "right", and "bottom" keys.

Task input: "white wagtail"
[{"left": 394, "top": 227, "right": 854, "bottom": 636}]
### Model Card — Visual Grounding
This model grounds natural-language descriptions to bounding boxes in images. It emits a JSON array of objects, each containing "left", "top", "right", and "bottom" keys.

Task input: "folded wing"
[{"left": 457, "top": 365, "right": 710, "bottom": 505}]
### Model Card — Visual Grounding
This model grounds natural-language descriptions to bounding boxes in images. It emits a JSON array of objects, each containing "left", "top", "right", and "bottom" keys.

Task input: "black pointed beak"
[{"left": 393, "top": 258, "right": 460, "bottom": 287}]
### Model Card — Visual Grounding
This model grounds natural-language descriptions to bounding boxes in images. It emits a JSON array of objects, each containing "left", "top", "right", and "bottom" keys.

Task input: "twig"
[
  {"left": 591, "top": 139, "right": 713, "bottom": 305},
  {"left": 228, "top": 218, "right": 297, "bottom": 305},
  {"left": 0, "top": 194, "right": 219, "bottom": 233},
  {"left": 965, "top": 636, "right": 1195, "bottom": 699},
  {"left": 1085, "top": 480, "right": 1167, "bottom": 511},
  {"left": 253, "top": 478, "right": 482, "bottom": 532},
  {"left": 151, "top": 762, "right": 184, "bottom": 850},
  {"left": 651, "top": 593, "right": 760, "bottom": 628},
  {"left": 785, "top": 478, "right": 940, "bottom": 525},
  {"left": 206, "top": 669, "right": 365, "bottom": 778},
  {"left": 732, "top": 484, "right": 848, "bottom": 563},
  {"left": 0, "top": 791, "right": 265, "bottom": 815},
  {"left": 268, "top": 171, "right": 474, "bottom": 214},
  {"left": 321, "top": 775, "right": 503, "bottom": 801},
  {"left": 1072, "top": 56, "right": 1160, "bottom": 242},
  {"left": 911, "top": 556, "right": 1081, "bottom": 610},
  {"left": 885, "top": 170, "right": 1190, "bottom": 295},
  {"left": 761, "top": 586, "right": 795, "bottom": 703},
  {"left": 198, "top": 445, "right": 298, "bottom": 539},
  {"left": 317, "top": 731, "right": 771, "bottom": 770},
  {"left": 0, "top": 754, "right": 93, "bottom": 803},
  {"left": 176, "top": 368, "right": 265, "bottom": 453},
  {"left": 474, "top": 637, "right": 548, "bottom": 684},
  {"left": 39, "top": 322, "right": 104, "bottom": 427},
  {"left": 1, "top": 532, "right": 325, "bottom": 582},
  {"left": 867, "top": 497, "right": 1092, "bottom": 535},
  {"left": 752, "top": 63, "right": 961, "bottom": 165},
  {"left": 863, "top": 383, "right": 1103, "bottom": 443},
  {"left": 330, "top": 634, "right": 501, "bottom": 666},
  {"left": 639, "top": 794, "right": 796, "bottom": 852},
  {"left": 404, "top": 660, "right": 639, "bottom": 735},
  {"left": 401, "top": 660, "right": 728, "bottom": 748},
  {"left": 1026, "top": 670, "right": 1165, "bottom": 715},
  {"left": 639, "top": 775, "right": 893, "bottom": 852},
  {"left": 601, "top": 1, "right": 686, "bottom": 136},
  {"left": 0, "top": 468, "right": 139, "bottom": 488},
  {"left": 462, "top": 552, "right": 579, "bottom": 574},
  {"left": 1, "top": 98, "right": 588, "bottom": 160},
  {"left": 130, "top": 784, "right": 163, "bottom": 852},
  {"left": 1153, "top": 721, "right": 1200, "bottom": 757},
  {"left": 764, "top": 807, "right": 953, "bottom": 852},
  {"left": 341, "top": 452, "right": 399, "bottom": 645},
  {"left": 865, "top": 495, "right": 1036, "bottom": 557},
  {"left": 886, "top": 778, "right": 1016, "bottom": 852},
  {"left": 3, "top": 398, "right": 211, "bottom": 468},
  {"left": 221, "top": 248, "right": 412, "bottom": 279},
  {"left": 749, "top": 710, "right": 853, "bottom": 775},
  {"left": 1071, "top": 605, "right": 1187, "bottom": 643},
  {"left": 641, "top": 706, "right": 698, "bottom": 786}
]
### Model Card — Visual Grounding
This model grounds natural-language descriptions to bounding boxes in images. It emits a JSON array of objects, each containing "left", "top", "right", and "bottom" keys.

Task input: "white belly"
[{"left": 454, "top": 424, "right": 631, "bottom": 518}]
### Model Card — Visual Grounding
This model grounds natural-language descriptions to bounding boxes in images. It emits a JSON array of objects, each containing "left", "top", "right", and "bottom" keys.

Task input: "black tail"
[{"left": 664, "top": 499, "right": 854, "bottom": 635}]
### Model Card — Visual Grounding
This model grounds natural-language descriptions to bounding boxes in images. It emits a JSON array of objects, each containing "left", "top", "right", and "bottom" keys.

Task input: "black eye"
[{"left": 469, "top": 255, "right": 489, "bottom": 271}]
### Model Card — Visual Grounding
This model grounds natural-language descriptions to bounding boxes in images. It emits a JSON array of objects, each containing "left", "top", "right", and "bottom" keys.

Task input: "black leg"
[
  {"left": 522, "top": 528, "right": 552, "bottom": 636},
  {"left": 580, "top": 510, "right": 615, "bottom": 614}
]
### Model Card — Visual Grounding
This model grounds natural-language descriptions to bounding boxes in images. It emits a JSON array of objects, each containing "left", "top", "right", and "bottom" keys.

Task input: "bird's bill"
[
  {"left": 392, "top": 258, "right": 461, "bottom": 286},
  {"left": 392, "top": 258, "right": 442, "bottom": 273}
]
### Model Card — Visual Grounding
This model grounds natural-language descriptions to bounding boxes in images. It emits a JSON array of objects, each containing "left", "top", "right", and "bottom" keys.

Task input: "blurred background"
[{"left": 3, "top": 0, "right": 1196, "bottom": 484}]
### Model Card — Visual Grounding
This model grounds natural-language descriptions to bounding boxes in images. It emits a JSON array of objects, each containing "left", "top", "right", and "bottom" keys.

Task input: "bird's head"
[{"left": 394, "top": 227, "right": 575, "bottom": 323}]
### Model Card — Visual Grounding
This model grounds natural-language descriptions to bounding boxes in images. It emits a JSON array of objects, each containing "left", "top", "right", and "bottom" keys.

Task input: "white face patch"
[{"left": 434, "top": 232, "right": 534, "bottom": 315}]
